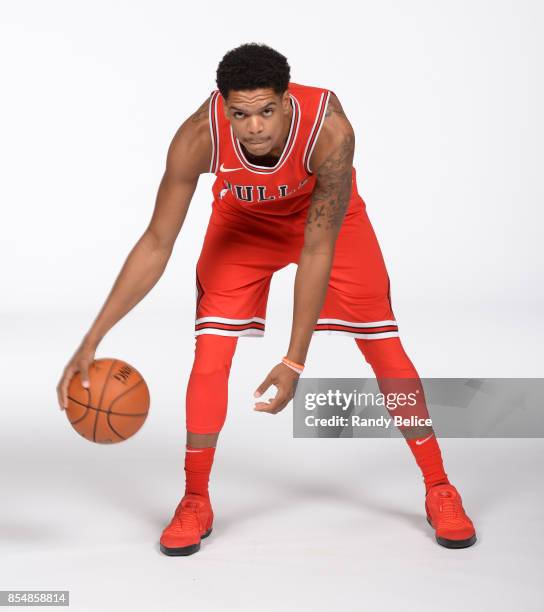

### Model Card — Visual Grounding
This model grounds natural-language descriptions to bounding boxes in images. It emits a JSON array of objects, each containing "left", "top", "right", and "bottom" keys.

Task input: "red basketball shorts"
[{"left": 194, "top": 195, "right": 399, "bottom": 340}]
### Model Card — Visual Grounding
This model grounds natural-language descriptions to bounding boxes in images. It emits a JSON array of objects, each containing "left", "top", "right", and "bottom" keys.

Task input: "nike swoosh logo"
[
  {"left": 220, "top": 163, "right": 243, "bottom": 173},
  {"left": 416, "top": 434, "right": 434, "bottom": 445}
]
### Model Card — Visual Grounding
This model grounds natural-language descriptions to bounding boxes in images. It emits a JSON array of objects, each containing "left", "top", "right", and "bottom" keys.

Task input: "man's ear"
[
  {"left": 281, "top": 90, "right": 290, "bottom": 113},
  {"left": 221, "top": 96, "right": 229, "bottom": 118}
]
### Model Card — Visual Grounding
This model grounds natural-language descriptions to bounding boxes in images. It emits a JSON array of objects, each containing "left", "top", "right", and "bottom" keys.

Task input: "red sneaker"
[
  {"left": 159, "top": 493, "right": 214, "bottom": 556},
  {"left": 425, "top": 483, "right": 476, "bottom": 548}
]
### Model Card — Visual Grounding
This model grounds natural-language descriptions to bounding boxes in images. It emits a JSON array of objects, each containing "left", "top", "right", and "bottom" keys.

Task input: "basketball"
[{"left": 66, "top": 358, "right": 150, "bottom": 444}]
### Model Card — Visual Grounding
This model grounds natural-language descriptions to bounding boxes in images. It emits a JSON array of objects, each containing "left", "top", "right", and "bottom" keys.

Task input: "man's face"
[{"left": 223, "top": 88, "right": 291, "bottom": 157}]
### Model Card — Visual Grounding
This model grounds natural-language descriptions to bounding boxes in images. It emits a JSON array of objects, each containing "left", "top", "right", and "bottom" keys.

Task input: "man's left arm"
[{"left": 254, "top": 93, "right": 355, "bottom": 413}]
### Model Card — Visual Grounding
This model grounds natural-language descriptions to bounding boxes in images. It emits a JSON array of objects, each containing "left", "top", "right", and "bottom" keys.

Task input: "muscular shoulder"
[
  {"left": 308, "top": 92, "right": 355, "bottom": 174},
  {"left": 165, "top": 96, "right": 213, "bottom": 179}
]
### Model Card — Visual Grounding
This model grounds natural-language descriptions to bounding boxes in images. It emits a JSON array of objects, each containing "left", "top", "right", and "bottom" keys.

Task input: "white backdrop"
[
  {"left": 1, "top": 1, "right": 542, "bottom": 373},
  {"left": 1, "top": 2, "right": 543, "bottom": 611},
  {"left": 2, "top": 0, "right": 543, "bottom": 310}
]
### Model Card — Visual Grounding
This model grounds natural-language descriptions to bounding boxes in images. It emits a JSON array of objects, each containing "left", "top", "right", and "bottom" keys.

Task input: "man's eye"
[
  {"left": 263, "top": 109, "right": 273, "bottom": 116},
  {"left": 234, "top": 112, "right": 244, "bottom": 119}
]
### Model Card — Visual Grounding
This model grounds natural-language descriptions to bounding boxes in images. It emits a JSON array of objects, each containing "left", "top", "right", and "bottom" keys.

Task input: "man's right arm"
[
  {"left": 56, "top": 97, "right": 212, "bottom": 409},
  {"left": 145, "top": 96, "right": 213, "bottom": 252}
]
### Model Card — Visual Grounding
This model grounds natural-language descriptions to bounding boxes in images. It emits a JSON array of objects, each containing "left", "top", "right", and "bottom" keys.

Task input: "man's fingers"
[
  {"left": 57, "top": 377, "right": 70, "bottom": 411},
  {"left": 61, "top": 377, "right": 71, "bottom": 410},
  {"left": 56, "top": 384, "right": 64, "bottom": 411},
  {"left": 57, "top": 367, "right": 73, "bottom": 411},
  {"left": 79, "top": 362, "right": 90, "bottom": 389},
  {"left": 254, "top": 399, "right": 275, "bottom": 412},
  {"left": 254, "top": 391, "right": 290, "bottom": 413},
  {"left": 254, "top": 376, "right": 272, "bottom": 398}
]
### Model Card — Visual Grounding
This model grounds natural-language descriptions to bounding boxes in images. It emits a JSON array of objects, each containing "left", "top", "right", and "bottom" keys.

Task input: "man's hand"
[
  {"left": 253, "top": 363, "right": 300, "bottom": 414},
  {"left": 56, "top": 338, "right": 97, "bottom": 411}
]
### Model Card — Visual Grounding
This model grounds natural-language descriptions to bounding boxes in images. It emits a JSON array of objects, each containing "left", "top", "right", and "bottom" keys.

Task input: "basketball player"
[{"left": 57, "top": 43, "right": 476, "bottom": 555}]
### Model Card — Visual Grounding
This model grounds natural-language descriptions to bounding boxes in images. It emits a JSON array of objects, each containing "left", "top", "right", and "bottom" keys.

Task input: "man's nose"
[{"left": 247, "top": 116, "right": 263, "bottom": 134}]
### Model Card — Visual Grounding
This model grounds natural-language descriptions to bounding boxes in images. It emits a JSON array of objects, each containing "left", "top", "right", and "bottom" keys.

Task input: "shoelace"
[
  {"left": 170, "top": 502, "right": 201, "bottom": 534},
  {"left": 437, "top": 493, "right": 461, "bottom": 526}
]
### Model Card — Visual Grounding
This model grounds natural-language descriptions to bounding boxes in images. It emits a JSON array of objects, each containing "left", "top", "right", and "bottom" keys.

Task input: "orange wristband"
[{"left": 282, "top": 356, "right": 305, "bottom": 374}]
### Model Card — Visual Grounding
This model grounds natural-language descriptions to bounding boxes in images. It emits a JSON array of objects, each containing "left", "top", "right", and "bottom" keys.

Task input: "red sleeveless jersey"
[{"left": 207, "top": 81, "right": 364, "bottom": 217}]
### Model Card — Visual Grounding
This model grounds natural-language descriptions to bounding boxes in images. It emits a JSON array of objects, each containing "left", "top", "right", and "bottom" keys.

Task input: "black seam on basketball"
[
  {"left": 106, "top": 414, "right": 127, "bottom": 440},
  {"left": 68, "top": 387, "right": 91, "bottom": 424},
  {"left": 68, "top": 407, "right": 90, "bottom": 425},
  {"left": 67, "top": 396, "right": 147, "bottom": 417},
  {"left": 86, "top": 382, "right": 93, "bottom": 414},
  {"left": 105, "top": 379, "right": 144, "bottom": 411},
  {"left": 92, "top": 407, "right": 99, "bottom": 442},
  {"left": 94, "top": 360, "right": 117, "bottom": 443},
  {"left": 98, "top": 360, "right": 117, "bottom": 410},
  {"left": 106, "top": 379, "right": 146, "bottom": 441}
]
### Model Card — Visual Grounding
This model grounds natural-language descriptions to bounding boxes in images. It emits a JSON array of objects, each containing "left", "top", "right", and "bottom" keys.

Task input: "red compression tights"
[
  {"left": 184, "top": 334, "right": 449, "bottom": 494},
  {"left": 355, "top": 337, "right": 450, "bottom": 493},
  {"left": 185, "top": 334, "right": 238, "bottom": 434}
]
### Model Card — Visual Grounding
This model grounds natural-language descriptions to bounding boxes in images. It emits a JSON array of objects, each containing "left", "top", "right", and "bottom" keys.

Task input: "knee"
[
  {"left": 186, "top": 335, "right": 237, "bottom": 433},
  {"left": 355, "top": 337, "right": 418, "bottom": 377},
  {"left": 191, "top": 334, "right": 238, "bottom": 375}
]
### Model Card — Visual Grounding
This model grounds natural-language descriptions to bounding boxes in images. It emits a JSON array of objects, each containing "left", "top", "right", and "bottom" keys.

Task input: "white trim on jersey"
[
  {"left": 313, "top": 329, "right": 400, "bottom": 340},
  {"left": 230, "top": 93, "right": 301, "bottom": 175},
  {"left": 304, "top": 90, "right": 331, "bottom": 174},
  {"left": 195, "top": 316, "right": 266, "bottom": 325},
  {"left": 208, "top": 91, "right": 220, "bottom": 173},
  {"left": 303, "top": 92, "right": 326, "bottom": 173},
  {"left": 316, "top": 318, "right": 398, "bottom": 328},
  {"left": 195, "top": 328, "right": 265, "bottom": 338}
]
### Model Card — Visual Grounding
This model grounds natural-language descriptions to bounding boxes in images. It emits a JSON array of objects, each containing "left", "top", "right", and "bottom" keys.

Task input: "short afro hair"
[{"left": 216, "top": 43, "right": 291, "bottom": 100}]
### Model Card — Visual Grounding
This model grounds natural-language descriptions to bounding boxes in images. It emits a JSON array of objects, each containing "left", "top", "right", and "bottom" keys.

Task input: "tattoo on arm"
[
  {"left": 190, "top": 97, "right": 211, "bottom": 123},
  {"left": 324, "top": 93, "right": 346, "bottom": 118},
  {"left": 306, "top": 130, "right": 355, "bottom": 232}
]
